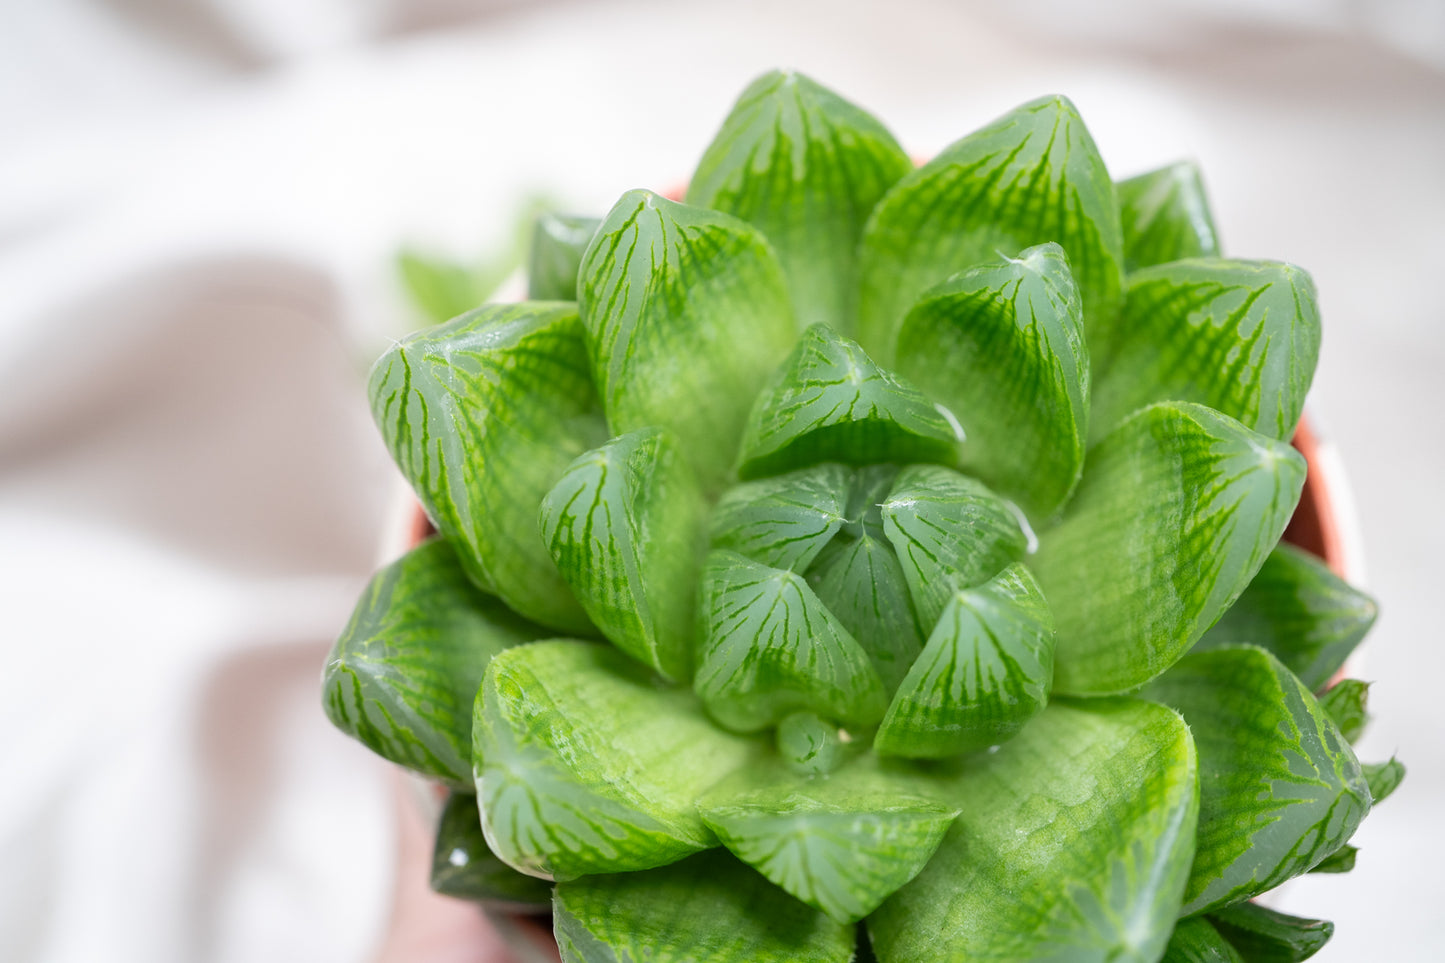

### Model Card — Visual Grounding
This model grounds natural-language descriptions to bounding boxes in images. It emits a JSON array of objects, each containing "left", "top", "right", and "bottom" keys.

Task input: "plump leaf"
[
  {"left": 1195, "top": 543, "right": 1377, "bottom": 691},
  {"left": 473, "top": 641, "right": 758, "bottom": 880},
  {"left": 1363, "top": 757, "right": 1406, "bottom": 805},
  {"left": 1141, "top": 646, "right": 1370, "bottom": 915},
  {"left": 1309, "top": 843, "right": 1358, "bottom": 874},
  {"left": 1092, "top": 260, "right": 1321, "bottom": 443},
  {"left": 1207, "top": 903, "right": 1334, "bottom": 962},
  {"left": 578, "top": 189, "right": 794, "bottom": 488},
  {"left": 875, "top": 563, "right": 1054, "bottom": 758},
  {"left": 880, "top": 464, "right": 1028, "bottom": 629},
  {"left": 430, "top": 792, "right": 553, "bottom": 907},
  {"left": 687, "top": 70, "right": 912, "bottom": 332},
  {"left": 709, "top": 463, "right": 851, "bottom": 572},
  {"left": 694, "top": 550, "right": 888, "bottom": 732},
  {"left": 322, "top": 539, "right": 547, "bottom": 787},
  {"left": 1162, "top": 918, "right": 1245, "bottom": 963},
  {"left": 540, "top": 428, "right": 707, "bottom": 682},
  {"left": 894, "top": 242, "right": 1089, "bottom": 521},
  {"left": 1033, "top": 401, "right": 1304, "bottom": 695},
  {"left": 369, "top": 302, "right": 606, "bottom": 631},
  {"left": 775, "top": 712, "right": 850, "bottom": 776},
  {"left": 736, "top": 324, "right": 960, "bottom": 480},
  {"left": 699, "top": 757, "right": 958, "bottom": 924},
  {"left": 529, "top": 212, "right": 601, "bottom": 300},
  {"left": 1117, "top": 161, "right": 1220, "bottom": 272},
  {"left": 869, "top": 700, "right": 1199, "bottom": 963},
  {"left": 856, "top": 95, "right": 1124, "bottom": 364},
  {"left": 553, "top": 849, "right": 855, "bottom": 963},
  {"left": 1317, "top": 679, "right": 1370, "bottom": 743}
]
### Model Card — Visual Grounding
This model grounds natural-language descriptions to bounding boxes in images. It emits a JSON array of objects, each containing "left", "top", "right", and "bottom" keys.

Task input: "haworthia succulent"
[
  {"left": 874, "top": 563, "right": 1054, "bottom": 759},
  {"left": 687, "top": 69, "right": 912, "bottom": 333},
  {"left": 774, "top": 712, "right": 850, "bottom": 776},
  {"left": 894, "top": 242, "right": 1089, "bottom": 522},
  {"left": 1162, "top": 918, "right": 1245, "bottom": 963},
  {"left": 1363, "top": 757, "right": 1405, "bottom": 805},
  {"left": 540, "top": 428, "right": 707, "bottom": 682},
  {"left": 880, "top": 464, "right": 1028, "bottom": 630},
  {"left": 577, "top": 189, "right": 794, "bottom": 488},
  {"left": 1091, "top": 259, "right": 1320, "bottom": 442},
  {"left": 869, "top": 700, "right": 1199, "bottom": 963},
  {"left": 1034, "top": 401, "right": 1304, "bottom": 695},
  {"left": 735, "top": 324, "right": 960, "bottom": 480},
  {"left": 1195, "top": 542, "right": 1377, "bottom": 691},
  {"left": 694, "top": 550, "right": 888, "bottom": 732},
  {"left": 529, "top": 212, "right": 601, "bottom": 301},
  {"left": 322, "top": 539, "right": 547, "bottom": 787},
  {"left": 368, "top": 301, "right": 606, "bottom": 631},
  {"left": 856, "top": 95, "right": 1124, "bottom": 364},
  {"left": 429, "top": 792, "right": 553, "bottom": 907},
  {"left": 553, "top": 849, "right": 855, "bottom": 963},
  {"left": 473, "top": 641, "right": 758, "bottom": 880},
  {"left": 1117, "top": 160, "right": 1220, "bottom": 272},
  {"left": 1141, "top": 646, "right": 1370, "bottom": 915},
  {"left": 1309, "top": 843, "right": 1358, "bottom": 874},
  {"left": 1317, "top": 679, "right": 1370, "bottom": 743},
  {"left": 1207, "top": 902, "right": 1334, "bottom": 962},
  {"left": 709, "top": 463, "right": 851, "bottom": 572}
]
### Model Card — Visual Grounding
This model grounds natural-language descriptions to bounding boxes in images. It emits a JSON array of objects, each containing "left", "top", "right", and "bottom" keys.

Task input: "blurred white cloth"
[{"left": 2, "top": 1, "right": 1443, "bottom": 961}]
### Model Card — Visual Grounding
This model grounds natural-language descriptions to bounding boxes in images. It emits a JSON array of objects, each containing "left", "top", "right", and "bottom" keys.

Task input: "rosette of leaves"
[{"left": 323, "top": 71, "right": 1404, "bottom": 962}]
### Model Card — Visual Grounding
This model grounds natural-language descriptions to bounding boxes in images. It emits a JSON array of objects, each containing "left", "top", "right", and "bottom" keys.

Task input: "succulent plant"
[{"left": 324, "top": 71, "right": 1404, "bottom": 962}]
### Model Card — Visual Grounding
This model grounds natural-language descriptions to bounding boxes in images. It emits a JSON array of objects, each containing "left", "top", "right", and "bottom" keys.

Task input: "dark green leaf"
[
  {"left": 709, "top": 463, "right": 851, "bottom": 572},
  {"left": 894, "top": 242, "right": 1089, "bottom": 521},
  {"left": 430, "top": 792, "right": 553, "bottom": 907},
  {"left": 1195, "top": 543, "right": 1377, "bottom": 691},
  {"left": 1162, "top": 918, "right": 1245, "bottom": 963},
  {"left": 369, "top": 302, "right": 607, "bottom": 631},
  {"left": 856, "top": 95, "right": 1124, "bottom": 365},
  {"left": 775, "top": 712, "right": 850, "bottom": 776},
  {"left": 528, "top": 212, "right": 601, "bottom": 300},
  {"left": 1363, "top": 757, "right": 1406, "bottom": 805},
  {"left": 553, "top": 849, "right": 855, "bottom": 963},
  {"left": 1317, "top": 679, "right": 1370, "bottom": 743},
  {"left": 688, "top": 70, "right": 912, "bottom": 332},
  {"left": 1140, "top": 646, "right": 1370, "bottom": 915},
  {"left": 1034, "top": 402, "right": 1304, "bottom": 695},
  {"left": 1309, "top": 843, "right": 1358, "bottom": 874},
  {"left": 540, "top": 428, "right": 707, "bottom": 681},
  {"left": 1208, "top": 902, "right": 1334, "bottom": 962},
  {"left": 578, "top": 189, "right": 795, "bottom": 488},
  {"left": 1117, "top": 161, "right": 1220, "bottom": 272},
  {"left": 322, "top": 539, "right": 547, "bottom": 787}
]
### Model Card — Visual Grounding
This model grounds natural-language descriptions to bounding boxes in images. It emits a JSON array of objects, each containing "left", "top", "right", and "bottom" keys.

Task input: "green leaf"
[
  {"left": 1162, "top": 918, "right": 1245, "bottom": 963},
  {"left": 1033, "top": 401, "right": 1305, "bottom": 695},
  {"left": 709, "top": 463, "right": 851, "bottom": 571},
  {"left": 1140, "top": 646, "right": 1370, "bottom": 915},
  {"left": 473, "top": 641, "right": 758, "bottom": 880},
  {"left": 369, "top": 302, "right": 607, "bottom": 631},
  {"left": 880, "top": 464, "right": 1028, "bottom": 630},
  {"left": 894, "top": 242, "right": 1089, "bottom": 521},
  {"left": 1317, "top": 679, "right": 1370, "bottom": 743},
  {"left": 1309, "top": 843, "right": 1358, "bottom": 874},
  {"left": 429, "top": 792, "right": 553, "bottom": 907},
  {"left": 687, "top": 70, "right": 912, "bottom": 333},
  {"left": 540, "top": 428, "right": 707, "bottom": 682},
  {"left": 1363, "top": 757, "right": 1406, "bottom": 805},
  {"left": 528, "top": 212, "right": 601, "bottom": 301},
  {"left": 694, "top": 550, "right": 888, "bottom": 732},
  {"left": 1117, "top": 161, "right": 1220, "bottom": 272},
  {"left": 874, "top": 563, "right": 1054, "bottom": 759},
  {"left": 322, "top": 539, "right": 547, "bottom": 787},
  {"left": 1207, "top": 903, "right": 1334, "bottom": 962},
  {"left": 736, "top": 324, "right": 960, "bottom": 480},
  {"left": 1195, "top": 543, "right": 1377, "bottom": 691},
  {"left": 699, "top": 757, "right": 958, "bottom": 923},
  {"left": 869, "top": 700, "right": 1199, "bottom": 963},
  {"left": 553, "top": 849, "right": 855, "bottom": 963},
  {"left": 1091, "top": 260, "right": 1320, "bottom": 443},
  {"left": 578, "top": 189, "right": 795, "bottom": 488},
  {"left": 397, "top": 249, "right": 488, "bottom": 324},
  {"left": 856, "top": 95, "right": 1124, "bottom": 365},
  {"left": 775, "top": 712, "right": 850, "bottom": 776}
]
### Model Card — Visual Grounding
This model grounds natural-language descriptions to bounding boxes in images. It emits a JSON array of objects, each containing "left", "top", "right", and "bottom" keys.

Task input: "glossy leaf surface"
[
  {"left": 369, "top": 302, "right": 606, "bottom": 631},
  {"left": 578, "top": 189, "right": 794, "bottom": 487},
  {"left": 323, "top": 539, "right": 547, "bottom": 787},
  {"left": 775, "top": 712, "right": 849, "bottom": 776},
  {"left": 856, "top": 95, "right": 1124, "bottom": 364},
  {"left": 474, "top": 641, "right": 757, "bottom": 880},
  {"left": 709, "top": 463, "right": 850, "bottom": 572},
  {"left": 540, "top": 428, "right": 706, "bottom": 681},
  {"left": 869, "top": 700, "right": 1199, "bottom": 963},
  {"left": 1117, "top": 161, "right": 1220, "bottom": 272},
  {"left": 1207, "top": 902, "right": 1334, "bottom": 962},
  {"left": 1034, "top": 402, "right": 1304, "bottom": 695},
  {"left": 1162, "top": 918, "right": 1245, "bottom": 963},
  {"left": 894, "top": 242, "right": 1089, "bottom": 521},
  {"left": 1318, "top": 679, "right": 1370, "bottom": 743},
  {"left": 529, "top": 212, "right": 601, "bottom": 301},
  {"left": 553, "top": 849, "right": 854, "bottom": 963},
  {"left": 430, "top": 792, "right": 553, "bottom": 907},
  {"left": 1141, "top": 646, "right": 1370, "bottom": 915},
  {"left": 688, "top": 70, "right": 912, "bottom": 332},
  {"left": 1308, "top": 843, "right": 1357, "bottom": 874},
  {"left": 1363, "top": 757, "right": 1405, "bottom": 805}
]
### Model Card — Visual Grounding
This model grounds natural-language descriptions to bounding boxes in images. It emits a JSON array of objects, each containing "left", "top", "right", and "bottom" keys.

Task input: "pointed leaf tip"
[{"left": 1117, "top": 160, "right": 1220, "bottom": 272}]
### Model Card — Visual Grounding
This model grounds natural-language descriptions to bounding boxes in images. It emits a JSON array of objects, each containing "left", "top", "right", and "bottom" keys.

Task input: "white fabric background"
[{"left": 2, "top": 1, "right": 1443, "bottom": 960}]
